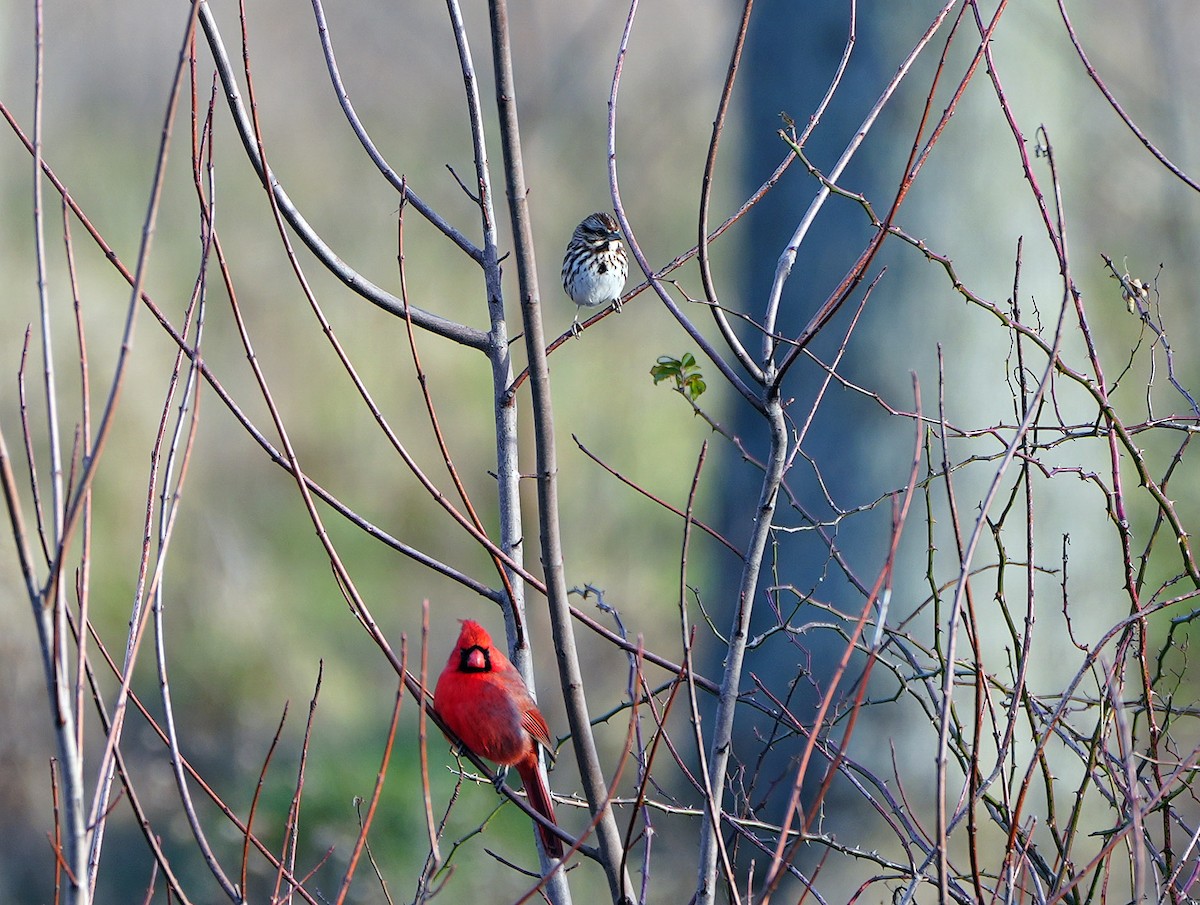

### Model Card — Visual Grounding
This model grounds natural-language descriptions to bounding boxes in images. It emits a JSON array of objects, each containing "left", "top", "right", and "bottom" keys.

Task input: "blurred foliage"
[
  {"left": 1, "top": 0, "right": 734, "bottom": 900},
  {"left": 2, "top": 0, "right": 1200, "bottom": 902}
]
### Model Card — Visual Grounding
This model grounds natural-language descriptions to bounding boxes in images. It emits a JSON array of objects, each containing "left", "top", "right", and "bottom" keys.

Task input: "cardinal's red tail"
[{"left": 516, "top": 758, "right": 564, "bottom": 859}]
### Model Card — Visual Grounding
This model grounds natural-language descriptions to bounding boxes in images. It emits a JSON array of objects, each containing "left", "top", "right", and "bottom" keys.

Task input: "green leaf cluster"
[{"left": 651, "top": 352, "right": 707, "bottom": 402}]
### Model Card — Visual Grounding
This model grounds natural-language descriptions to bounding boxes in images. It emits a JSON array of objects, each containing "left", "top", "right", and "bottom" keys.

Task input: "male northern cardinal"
[{"left": 433, "top": 619, "right": 564, "bottom": 859}]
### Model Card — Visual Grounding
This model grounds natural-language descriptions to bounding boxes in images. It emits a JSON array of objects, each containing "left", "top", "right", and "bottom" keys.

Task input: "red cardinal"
[{"left": 433, "top": 619, "right": 564, "bottom": 859}]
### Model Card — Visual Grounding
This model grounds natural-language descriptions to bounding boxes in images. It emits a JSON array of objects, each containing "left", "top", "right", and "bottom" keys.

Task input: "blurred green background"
[
  {"left": 1, "top": 1, "right": 738, "bottom": 900},
  {"left": 3, "top": 1, "right": 1199, "bottom": 902}
]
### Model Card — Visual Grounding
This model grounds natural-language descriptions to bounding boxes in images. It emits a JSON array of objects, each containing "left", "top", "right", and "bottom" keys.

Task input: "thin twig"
[
  {"left": 335, "top": 659, "right": 407, "bottom": 904},
  {"left": 195, "top": 1, "right": 487, "bottom": 348}
]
